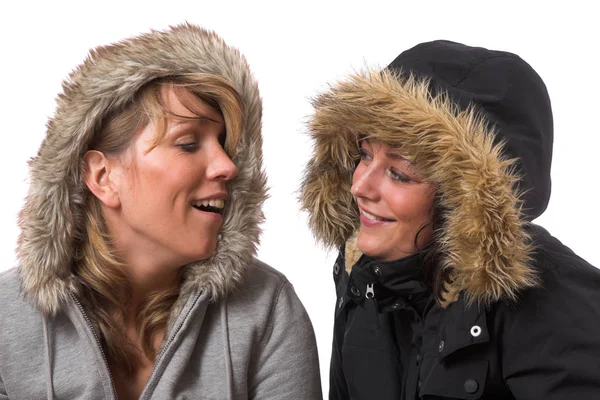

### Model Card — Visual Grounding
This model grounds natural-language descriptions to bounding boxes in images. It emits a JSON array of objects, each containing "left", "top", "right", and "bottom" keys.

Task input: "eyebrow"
[
  {"left": 385, "top": 151, "right": 408, "bottom": 161},
  {"left": 171, "top": 115, "right": 222, "bottom": 126},
  {"left": 361, "top": 138, "right": 410, "bottom": 162}
]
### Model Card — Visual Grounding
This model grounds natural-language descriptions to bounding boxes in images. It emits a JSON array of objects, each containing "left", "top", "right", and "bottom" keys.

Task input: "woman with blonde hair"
[{"left": 0, "top": 24, "right": 321, "bottom": 399}]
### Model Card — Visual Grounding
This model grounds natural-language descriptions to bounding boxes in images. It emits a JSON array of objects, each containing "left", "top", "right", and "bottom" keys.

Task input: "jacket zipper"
[
  {"left": 139, "top": 290, "right": 203, "bottom": 400},
  {"left": 70, "top": 293, "right": 118, "bottom": 400},
  {"left": 366, "top": 283, "right": 375, "bottom": 299}
]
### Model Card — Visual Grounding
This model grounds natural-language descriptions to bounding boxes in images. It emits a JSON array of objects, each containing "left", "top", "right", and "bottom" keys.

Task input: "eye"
[
  {"left": 177, "top": 142, "right": 199, "bottom": 153},
  {"left": 388, "top": 168, "right": 411, "bottom": 183},
  {"left": 358, "top": 147, "right": 372, "bottom": 161}
]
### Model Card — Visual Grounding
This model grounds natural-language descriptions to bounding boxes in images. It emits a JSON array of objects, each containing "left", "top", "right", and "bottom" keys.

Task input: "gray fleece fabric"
[{"left": 0, "top": 261, "right": 322, "bottom": 399}]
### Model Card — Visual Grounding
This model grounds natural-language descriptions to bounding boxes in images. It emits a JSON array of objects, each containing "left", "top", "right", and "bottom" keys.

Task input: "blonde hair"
[{"left": 76, "top": 74, "right": 243, "bottom": 375}]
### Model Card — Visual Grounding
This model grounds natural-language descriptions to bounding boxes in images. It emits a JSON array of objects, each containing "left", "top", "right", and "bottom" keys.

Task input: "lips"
[
  {"left": 359, "top": 207, "right": 395, "bottom": 227},
  {"left": 360, "top": 207, "right": 393, "bottom": 222}
]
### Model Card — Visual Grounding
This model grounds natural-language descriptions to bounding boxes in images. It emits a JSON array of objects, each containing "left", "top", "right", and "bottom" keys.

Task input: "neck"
[
  {"left": 124, "top": 264, "right": 181, "bottom": 316},
  {"left": 103, "top": 210, "right": 183, "bottom": 316}
]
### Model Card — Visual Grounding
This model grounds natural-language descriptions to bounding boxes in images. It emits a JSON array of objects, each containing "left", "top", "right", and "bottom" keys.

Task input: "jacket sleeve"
[
  {"left": 502, "top": 255, "right": 600, "bottom": 398},
  {"left": 248, "top": 281, "right": 323, "bottom": 400}
]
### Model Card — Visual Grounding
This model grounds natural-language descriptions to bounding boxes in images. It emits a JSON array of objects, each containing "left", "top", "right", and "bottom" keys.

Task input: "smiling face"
[
  {"left": 105, "top": 86, "right": 238, "bottom": 269},
  {"left": 351, "top": 139, "right": 436, "bottom": 261}
]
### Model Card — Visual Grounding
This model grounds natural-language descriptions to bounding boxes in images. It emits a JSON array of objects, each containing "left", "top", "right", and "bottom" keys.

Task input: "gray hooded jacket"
[{"left": 0, "top": 24, "right": 321, "bottom": 399}]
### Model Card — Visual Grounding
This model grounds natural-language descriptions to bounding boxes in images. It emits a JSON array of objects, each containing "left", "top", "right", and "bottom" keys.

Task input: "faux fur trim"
[
  {"left": 300, "top": 69, "right": 537, "bottom": 305},
  {"left": 344, "top": 231, "right": 362, "bottom": 274},
  {"left": 17, "top": 23, "right": 267, "bottom": 316}
]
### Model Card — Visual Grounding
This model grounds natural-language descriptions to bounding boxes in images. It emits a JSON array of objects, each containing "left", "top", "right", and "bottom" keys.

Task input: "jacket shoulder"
[
  {"left": 492, "top": 225, "right": 600, "bottom": 396},
  {"left": 225, "top": 258, "right": 310, "bottom": 332},
  {"left": 528, "top": 224, "right": 600, "bottom": 290},
  {"left": 0, "top": 268, "right": 32, "bottom": 313},
  {"left": 494, "top": 224, "right": 600, "bottom": 332},
  {"left": 0, "top": 268, "right": 44, "bottom": 358},
  {"left": 249, "top": 259, "right": 289, "bottom": 282},
  {"left": 236, "top": 259, "right": 291, "bottom": 298},
  {"left": 0, "top": 267, "right": 40, "bottom": 320}
]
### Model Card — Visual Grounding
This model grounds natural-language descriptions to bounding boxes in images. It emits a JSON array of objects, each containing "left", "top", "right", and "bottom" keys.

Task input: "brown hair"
[
  {"left": 417, "top": 193, "right": 452, "bottom": 304},
  {"left": 75, "top": 74, "right": 242, "bottom": 375}
]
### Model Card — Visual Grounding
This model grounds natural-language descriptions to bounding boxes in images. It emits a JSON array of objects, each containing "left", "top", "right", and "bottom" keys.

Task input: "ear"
[{"left": 83, "top": 150, "right": 121, "bottom": 208}]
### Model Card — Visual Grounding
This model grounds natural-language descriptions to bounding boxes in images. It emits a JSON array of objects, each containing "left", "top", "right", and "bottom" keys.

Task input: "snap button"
[
  {"left": 334, "top": 262, "right": 340, "bottom": 275},
  {"left": 464, "top": 378, "right": 478, "bottom": 393},
  {"left": 350, "top": 286, "right": 361, "bottom": 297},
  {"left": 373, "top": 265, "right": 382, "bottom": 276},
  {"left": 438, "top": 340, "right": 445, "bottom": 352},
  {"left": 470, "top": 325, "right": 482, "bottom": 337}
]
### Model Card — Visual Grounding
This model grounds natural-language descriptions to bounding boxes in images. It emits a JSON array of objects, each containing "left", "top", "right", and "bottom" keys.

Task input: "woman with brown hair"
[
  {"left": 0, "top": 24, "right": 321, "bottom": 399},
  {"left": 300, "top": 40, "right": 600, "bottom": 399}
]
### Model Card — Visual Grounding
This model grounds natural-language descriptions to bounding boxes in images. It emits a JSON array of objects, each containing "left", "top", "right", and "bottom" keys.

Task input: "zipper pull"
[
  {"left": 364, "top": 283, "right": 380, "bottom": 331},
  {"left": 366, "top": 283, "right": 375, "bottom": 299}
]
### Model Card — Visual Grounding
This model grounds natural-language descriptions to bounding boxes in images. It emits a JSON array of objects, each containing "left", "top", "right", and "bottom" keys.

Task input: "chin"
[
  {"left": 357, "top": 234, "right": 385, "bottom": 259},
  {"left": 185, "top": 242, "right": 218, "bottom": 264}
]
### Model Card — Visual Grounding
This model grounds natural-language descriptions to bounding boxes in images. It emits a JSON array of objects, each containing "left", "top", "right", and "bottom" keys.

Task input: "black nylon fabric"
[
  {"left": 332, "top": 250, "right": 434, "bottom": 400},
  {"left": 330, "top": 225, "right": 600, "bottom": 399},
  {"left": 387, "top": 40, "right": 553, "bottom": 220}
]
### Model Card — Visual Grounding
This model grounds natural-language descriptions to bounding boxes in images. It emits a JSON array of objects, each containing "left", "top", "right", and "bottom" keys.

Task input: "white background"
[{"left": 1, "top": 0, "right": 598, "bottom": 393}]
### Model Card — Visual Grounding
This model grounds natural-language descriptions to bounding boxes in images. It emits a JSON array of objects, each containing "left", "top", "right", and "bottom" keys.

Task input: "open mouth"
[{"left": 192, "top": 199, "right": 225, "bottom": 215}]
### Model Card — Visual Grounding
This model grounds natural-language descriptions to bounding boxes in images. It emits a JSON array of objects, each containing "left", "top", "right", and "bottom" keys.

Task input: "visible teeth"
[
  {"left": 195, "top": 199, "right": 225, "bottom": 209},
  {"left": 361, "top": 210, "right": 382, "bottom": 221}
]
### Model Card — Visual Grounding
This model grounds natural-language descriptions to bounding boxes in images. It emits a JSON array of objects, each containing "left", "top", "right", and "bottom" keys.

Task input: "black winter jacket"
[
  {"left": 331, "top": 224, "right": 600, "bottom": 399},
  {"left": 300, "top": 40, "right": 600, "bottom": 399}
]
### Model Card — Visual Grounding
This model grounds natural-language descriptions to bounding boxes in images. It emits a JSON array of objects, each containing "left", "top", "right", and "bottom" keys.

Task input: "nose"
[
  {"left": 207, "top": 147, "right": 238, "bottom": 181},
  {"left": 351, "top": 162, "right": 378, "bottom": 201}
]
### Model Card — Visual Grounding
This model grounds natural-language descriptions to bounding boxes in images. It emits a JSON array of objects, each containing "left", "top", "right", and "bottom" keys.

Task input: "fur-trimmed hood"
[
  {"left": 300, "top": 40, "right": 553, "bottom": 305},
  {"left": 17, "top": 23, "right": 267, "bottom": 316}
]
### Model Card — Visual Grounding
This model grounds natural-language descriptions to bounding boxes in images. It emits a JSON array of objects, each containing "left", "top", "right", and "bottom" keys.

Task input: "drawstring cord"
[
  {"left": 42, "top": 316, "right": 55, "bottom": 400},
  {"left": 221, "top": 301, "right": 234, "bottom": 400}
]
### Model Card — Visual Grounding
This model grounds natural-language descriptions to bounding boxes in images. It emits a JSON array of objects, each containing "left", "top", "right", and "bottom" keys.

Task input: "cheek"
[{"left": 387, "top": 188, "right": 434, "bottom": 223}]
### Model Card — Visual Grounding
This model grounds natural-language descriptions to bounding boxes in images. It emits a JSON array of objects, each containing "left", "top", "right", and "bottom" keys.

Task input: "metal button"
[
  {"left": 470, "top": 325, "right": 482, "bottom": 337},
  {"left": 373, "top": 265, "right": 382, "bottom": 276},
  {"left": 438, "top": 340, "right": 445, "bottom": 352},
  {"left": 334, "top": 262, "right": 340, "bottom": 275},
  {"left": 350, "top": 286, "right": 361, "bottom": 297},
  {"left": 464, "top": 378, "right": 478, "bottom": 393}
]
